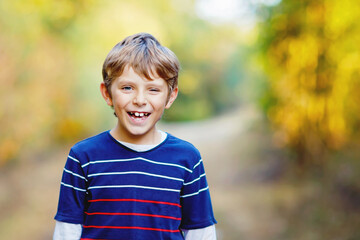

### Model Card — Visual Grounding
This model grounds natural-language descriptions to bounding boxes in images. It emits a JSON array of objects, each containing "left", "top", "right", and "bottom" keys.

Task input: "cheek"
[
  {"left": 112, "top": 96, "right": 128, "bottom": 110},
  {"left": 155, "top": 99, "right": 170, "bottom": 111}
]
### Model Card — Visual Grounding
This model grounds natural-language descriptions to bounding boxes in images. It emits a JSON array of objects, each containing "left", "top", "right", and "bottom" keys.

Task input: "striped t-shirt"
[{"left": 54, "top": 131, "right": 217, "bottom": 240}]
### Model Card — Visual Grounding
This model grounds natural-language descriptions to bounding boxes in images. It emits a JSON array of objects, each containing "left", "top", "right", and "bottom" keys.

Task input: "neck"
[{"left": 110, "top": 126, "right": 161, "bottom": 145}]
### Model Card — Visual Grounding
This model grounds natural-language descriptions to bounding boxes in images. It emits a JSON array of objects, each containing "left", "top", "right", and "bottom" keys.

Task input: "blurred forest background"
[{"left": 1, "top": 0, "right": 360, "bottom": 239}]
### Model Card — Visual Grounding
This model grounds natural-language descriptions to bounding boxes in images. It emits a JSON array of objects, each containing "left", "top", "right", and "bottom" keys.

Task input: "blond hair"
[{"left": 102, "top": 33, "right": 180, "bottom": 96}]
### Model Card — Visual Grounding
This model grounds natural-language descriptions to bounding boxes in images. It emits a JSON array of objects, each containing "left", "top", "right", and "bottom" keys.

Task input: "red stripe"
[
  {"left": 88, "top": 198, "right": 181, "bottom": 208},
  {"left": 83, "top": 225, "right": 180, "bottom": 232},
  {"left": 81, "top": 239, "right": 107, "bottom": 240},
  {"left": 85, "top": 212, "right": 181, "bottom": 220}
]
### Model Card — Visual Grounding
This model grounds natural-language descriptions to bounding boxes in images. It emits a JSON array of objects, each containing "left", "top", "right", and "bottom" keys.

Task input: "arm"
[
  {"left": 54, "top": 149, "right": 87, "bottom": 234},
  {"left": 182, "top": 225, "right": 217, "bottom": 240},
  {"left": 180, "top": 156, "right": 217, "bottom": 236},
  {"left": 53, "top": 221, "right": 82, "bottom": 240}
]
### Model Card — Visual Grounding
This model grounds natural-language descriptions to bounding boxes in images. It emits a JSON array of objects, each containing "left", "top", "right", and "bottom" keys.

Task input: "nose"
[{"left": 133, "top": 91, "right": 147, "bottom": 106}]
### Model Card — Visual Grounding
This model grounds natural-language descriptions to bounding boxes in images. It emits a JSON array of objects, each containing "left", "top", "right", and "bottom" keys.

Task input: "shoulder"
[
  {"left": 165, "top": 133, "right": 199, "bottom": 152},
  {"left": 161, "top": 133, "right": 201, "bottom": 166},
  {"left": 70, "top": 131, "right": 111, "bottom": 155}
]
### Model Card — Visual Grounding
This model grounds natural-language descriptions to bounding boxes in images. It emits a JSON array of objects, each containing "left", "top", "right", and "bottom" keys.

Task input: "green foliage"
[
  {"left": 257, "top": 0, "right": 360, "bottom": 168},
  {"left": 0, "top": 0, "right": 247, "bottom": 165}
]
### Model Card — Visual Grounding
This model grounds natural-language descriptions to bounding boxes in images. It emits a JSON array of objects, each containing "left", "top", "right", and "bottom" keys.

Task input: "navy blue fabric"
[{"left": 55, "top": 131, "right": 216, "bottom": 240}]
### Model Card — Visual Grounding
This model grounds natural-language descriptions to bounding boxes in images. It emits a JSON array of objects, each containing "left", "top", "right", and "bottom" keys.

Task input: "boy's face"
[{"left": 101, "top": 66, "right": 178, "bottom": 144}]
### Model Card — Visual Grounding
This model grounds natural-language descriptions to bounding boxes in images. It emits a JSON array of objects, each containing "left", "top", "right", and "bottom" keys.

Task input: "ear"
[
  {"left": 165, "top": 87, "right": 178, "bottom": 109},
  {"left": 100, "top": 82, "right": 113, "bottom": 106}
]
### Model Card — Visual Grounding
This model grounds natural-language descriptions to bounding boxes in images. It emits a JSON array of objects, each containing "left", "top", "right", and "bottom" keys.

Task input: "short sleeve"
[
  {"left": 180, "top": 158, "right": 217, "bottom": 229},
  {"left": 54, "top": 149, "right": 88, "bottom": 224}
]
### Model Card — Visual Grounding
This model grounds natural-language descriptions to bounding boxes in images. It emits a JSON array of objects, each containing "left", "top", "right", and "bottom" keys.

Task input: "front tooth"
[
  {"left": 139, "top": 113, "right": 144, "bottom": 117},
  {"left": 135, "top": 112, "right": 140, "bottom": 117}
]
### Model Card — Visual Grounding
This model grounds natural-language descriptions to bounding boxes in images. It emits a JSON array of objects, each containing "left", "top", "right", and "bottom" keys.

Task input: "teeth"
[{"left": 130, "top": 112, "right": 149, "bottom": 117}]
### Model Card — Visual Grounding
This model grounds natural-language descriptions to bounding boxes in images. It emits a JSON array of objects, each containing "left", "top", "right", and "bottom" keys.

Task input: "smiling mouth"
[{"left": 128, "top": 111, "right": 151, "bottom": 120}]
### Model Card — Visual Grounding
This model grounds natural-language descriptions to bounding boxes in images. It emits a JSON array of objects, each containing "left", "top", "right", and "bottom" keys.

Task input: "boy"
[{"left": 54, "top": 33, "right": 217, "bottom": 240}]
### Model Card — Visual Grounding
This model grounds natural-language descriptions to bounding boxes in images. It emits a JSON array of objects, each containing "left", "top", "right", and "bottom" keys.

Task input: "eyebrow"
[
  {"left": 146, "top": 81, "right": 166, "bottom": 87},
  {"left": 116, "top": 78, "right": 166, "bottom": 88}
]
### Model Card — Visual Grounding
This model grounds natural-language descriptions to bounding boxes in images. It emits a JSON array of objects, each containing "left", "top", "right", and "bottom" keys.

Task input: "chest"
[{"left": 85, "top": 157, "right": 187, "bottom": 200}]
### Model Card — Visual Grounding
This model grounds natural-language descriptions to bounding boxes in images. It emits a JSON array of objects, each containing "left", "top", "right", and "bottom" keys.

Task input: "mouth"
[{"left": 127, "top": 111, "right": 151, "bottom": 121}]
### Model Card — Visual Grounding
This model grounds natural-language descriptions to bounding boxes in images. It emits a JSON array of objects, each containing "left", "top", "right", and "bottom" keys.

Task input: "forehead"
[{"left": 117, "top": 66, "right": 166, "bottom": 85}]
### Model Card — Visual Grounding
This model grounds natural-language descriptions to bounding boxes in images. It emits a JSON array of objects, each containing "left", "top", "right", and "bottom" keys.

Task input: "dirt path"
[
  {"left": 160, "top": 105, "right": 286, "bottom": 240},
  {"left": 0, "top": 105, "right": 286, "bottom": 240}
]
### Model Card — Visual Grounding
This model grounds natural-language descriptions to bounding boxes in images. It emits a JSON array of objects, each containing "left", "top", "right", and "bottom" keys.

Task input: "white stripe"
[
  {"left": 180, "top": 186, "right": 209, "bottom": 198},
  {"left": 183, "top": 173, "right": 206, "bottom": 186},
  {"left": 88, "top": 184, "right": 180, "bottom": 192},
  {"left": 88, "top": 171, "right": 183, "bottom": 182},
  {"left": 61, "top": 182, "right": 86, "bottom": 192},
  {"left": 193, "top": 159, "right": 203, "bottom": 169},
  {"left": 64, "top": 168, "right": 88, "bottom": 182},
  {"left": 82, "top": 157, "right": 192, "bottom": 173},
  {"left": 81, "top": 162, "right": 90, "bottom": 168},
  {"left": 68, "top": 155, "right": 80, "bottom": 163}
]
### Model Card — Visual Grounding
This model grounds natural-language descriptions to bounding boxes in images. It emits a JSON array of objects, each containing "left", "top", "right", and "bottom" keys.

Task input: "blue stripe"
[
  {"left": 88, "top": 171, "right": 183, "bottom": 182},
  {"left": 68, "top": 155, "right": 80, "bottom": 163},
  {"left": 183, "top": 173, "right": 206, "bottom": 185},
  {"left": 82, "top": 157, "right": 192, "bottom": 173},
  {"left": 61, "top": 182, "right": 86, "bottom": 192},
  {"left": 64, "top": 168, "right": 88, "bottom": 181},
  {"left": 88, "top": 184, "right": 181, "bottom": 192},
  {"left": 180, "top": 186, "right": 209, "bottom": 198}
]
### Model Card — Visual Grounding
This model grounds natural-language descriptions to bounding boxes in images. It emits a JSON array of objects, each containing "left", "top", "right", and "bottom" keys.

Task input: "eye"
[
  {"left": 150, "top": 88, "right": 160, "bottom": 92},
  {"left": 122, "top": 86, "right": 133, "bottom": 91}
]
